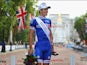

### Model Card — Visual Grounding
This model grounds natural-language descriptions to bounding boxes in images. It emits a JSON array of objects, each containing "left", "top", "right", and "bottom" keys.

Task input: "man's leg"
[
  {"left": 37, "top": 63, "right": 42, "bottom": 65},
  {"left": 34, "top": 47, "right": 43, "bottom": 65},
  {"left": 43, "top": 63, "right": 49, "bottom": 65},
  {"left": 43, "top": 60, "right": 50, "bottom": 65},
  {"left": 43, "top": 48, "right": 51, "bottom": 65},
  {"left": 37, "top": 61, "right": 49, "bottom": 65}
]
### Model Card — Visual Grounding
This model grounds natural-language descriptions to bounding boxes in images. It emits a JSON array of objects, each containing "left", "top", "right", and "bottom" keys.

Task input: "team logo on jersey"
[
  {"left": 36, "top": 25, "right": 41, "bottom": 28},
  {"left": 44, "top": 20, "right": 50, "bottom": 23}
]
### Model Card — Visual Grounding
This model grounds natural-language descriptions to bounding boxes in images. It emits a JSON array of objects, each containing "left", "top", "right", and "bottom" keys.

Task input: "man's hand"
[
  {"left": 28, "top": 48, "right": 33, "bottom": 55},
  {"left": 51, "top": 45, "right": 54, "bottom": 52},
  {"left": 51, "top": 45, "right": 59, "bottom": 56}
]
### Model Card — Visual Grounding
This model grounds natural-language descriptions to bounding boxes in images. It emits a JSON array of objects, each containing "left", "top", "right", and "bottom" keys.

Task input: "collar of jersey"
[{"left": 38, "top": 16, "right": 46, "bottom": 19}]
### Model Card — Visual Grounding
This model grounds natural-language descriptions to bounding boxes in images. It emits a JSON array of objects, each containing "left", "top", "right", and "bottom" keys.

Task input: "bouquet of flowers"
[{"left": 23, "top": 54, "right": 37, "bottom": 65}]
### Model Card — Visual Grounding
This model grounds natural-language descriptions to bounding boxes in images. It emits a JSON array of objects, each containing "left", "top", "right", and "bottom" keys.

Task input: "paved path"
[
  {"left": 0, "top": 45, "right": 87, "bottom": 65},
  {"left": 50, "top": 45, "right": 87, "bottom": 65}
]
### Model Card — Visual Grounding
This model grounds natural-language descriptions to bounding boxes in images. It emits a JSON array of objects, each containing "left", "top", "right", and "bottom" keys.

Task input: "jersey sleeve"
[{"left": 30, "top": 19, "right": 36, "bottom": 30}]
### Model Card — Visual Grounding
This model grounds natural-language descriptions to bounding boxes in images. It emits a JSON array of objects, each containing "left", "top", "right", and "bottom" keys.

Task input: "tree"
[
  {"left": 0, "top": 0, "right": 38, "bottom": 44},
  {"left": 74, "top": 13, "right": 87, "bottom": 41}
]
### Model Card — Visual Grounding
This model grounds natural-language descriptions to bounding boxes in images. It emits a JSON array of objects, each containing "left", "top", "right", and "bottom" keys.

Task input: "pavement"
[{"left": 0, "top": 45, "right": 87, "bottom": 65}]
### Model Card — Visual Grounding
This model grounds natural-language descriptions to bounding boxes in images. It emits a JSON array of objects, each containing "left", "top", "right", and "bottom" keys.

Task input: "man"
[
  {"left": 28, "top": 3, "right": 54, "bottom": 65},
  {"left": 1, "top": 40, "right": 6, "bottom": 52}
]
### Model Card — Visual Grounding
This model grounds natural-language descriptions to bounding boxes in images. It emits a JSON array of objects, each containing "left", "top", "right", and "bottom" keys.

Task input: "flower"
[{"left": 23, "top": 54, "right": 37, "bottom": 65}]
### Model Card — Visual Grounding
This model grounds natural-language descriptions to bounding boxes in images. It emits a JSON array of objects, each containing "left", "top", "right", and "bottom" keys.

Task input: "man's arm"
[
  {"left": 50, "top": 29, "right": 55, "bottom": 52},
  {"left": 50, "top": 29, "right": 59, "bottom": 55},
  {"left": 28, "top": 29, "right": 34, "bottom": 54},
  {"left": 50, "top": 29, "right": 53, "bottom": 45}
]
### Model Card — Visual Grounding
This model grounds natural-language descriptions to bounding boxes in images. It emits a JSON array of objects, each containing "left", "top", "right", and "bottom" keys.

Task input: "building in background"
[{"left": 49, "top": 14, "right": 79, "bottom": 44}]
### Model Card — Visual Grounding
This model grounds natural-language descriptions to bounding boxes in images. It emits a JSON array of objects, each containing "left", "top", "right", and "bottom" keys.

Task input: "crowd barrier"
[{"left": 0, "top": 45, "right": 28, "bottom": 52}]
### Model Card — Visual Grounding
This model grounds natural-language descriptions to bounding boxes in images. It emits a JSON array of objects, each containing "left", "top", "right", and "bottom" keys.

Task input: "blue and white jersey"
[
  {"left": 30, "top": 16, "right": 51, "bottom": 42},
  {"left": 30, "top": 16, "right": 52, "bottom": 61}
]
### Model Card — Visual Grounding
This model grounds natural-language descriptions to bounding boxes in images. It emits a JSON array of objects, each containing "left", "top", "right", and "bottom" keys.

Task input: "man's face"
[{"left": 40, "top": 8, "right": 48, "bottom": 16}]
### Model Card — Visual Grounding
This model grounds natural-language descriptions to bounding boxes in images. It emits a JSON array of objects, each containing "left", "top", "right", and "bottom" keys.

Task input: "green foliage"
[
  {"left": 74, "top": 13, "right": 87, "bottom": 40},
  {"left": 15, "top": 29, "right": 29, "bottom": 42},
  {"left": 0, "top": 0, "right": 38, "bottom": 43}
]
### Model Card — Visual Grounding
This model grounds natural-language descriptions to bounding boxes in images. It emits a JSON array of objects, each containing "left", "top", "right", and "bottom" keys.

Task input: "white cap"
[{"left": 38, "top": 3, "right": 51, "bottom": 11}]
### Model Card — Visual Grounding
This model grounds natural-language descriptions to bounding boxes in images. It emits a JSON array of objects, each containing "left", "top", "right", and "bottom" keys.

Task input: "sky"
[{"left": 37, "top": 1, "right": 87, "bottom": 19}]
